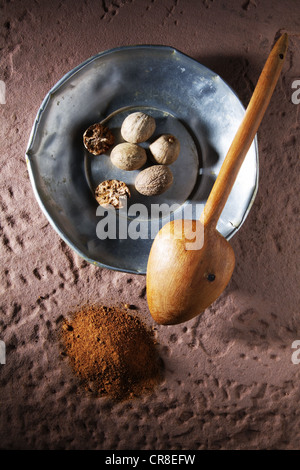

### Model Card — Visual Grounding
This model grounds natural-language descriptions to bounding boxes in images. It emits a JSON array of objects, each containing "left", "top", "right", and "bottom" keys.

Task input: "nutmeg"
[
  {"left": 135, "top": 165, "right": 173, "bottom": 196},
  {"left": 121, "top": 112, "right": 156, "bottom": 143},
  {"left": 83, "top": 123, "right": 114, "bottom": 155},
  {"left": 110, "top": 142, "right": 147, "bottom": 171},
  {"left": 95, "top": 180, "right": 130, "bottom": 209},
  {"left": 149, "top": 134, "right": 180, "bottom": 165}
]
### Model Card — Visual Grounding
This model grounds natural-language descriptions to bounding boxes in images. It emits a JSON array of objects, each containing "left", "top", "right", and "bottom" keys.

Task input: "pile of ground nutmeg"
[{"left": 61, "top": 304, "right": 163, "bottom": 401}]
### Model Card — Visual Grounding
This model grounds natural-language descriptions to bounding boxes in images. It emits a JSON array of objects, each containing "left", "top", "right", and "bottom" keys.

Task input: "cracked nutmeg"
[
  {"left": 95, "top": 179, "right": 131, "bottom": 209},
  {"left": 83, "top": 123, "right": 115, "bottom": 155}
]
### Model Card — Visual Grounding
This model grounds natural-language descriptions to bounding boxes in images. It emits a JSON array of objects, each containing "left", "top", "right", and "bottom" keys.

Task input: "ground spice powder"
[{"left": 61, "top": 304, "right": 163, "bottom": 401}]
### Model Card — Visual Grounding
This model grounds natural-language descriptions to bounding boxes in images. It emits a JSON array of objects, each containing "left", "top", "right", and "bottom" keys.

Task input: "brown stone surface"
[{"left": 0, "top": 0, "right": 300, "bottom": 450}]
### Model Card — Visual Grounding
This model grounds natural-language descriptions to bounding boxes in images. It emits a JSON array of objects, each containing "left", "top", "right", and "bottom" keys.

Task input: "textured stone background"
[{"left": 0, "top": 0, "right": 300, "bottom": 450}]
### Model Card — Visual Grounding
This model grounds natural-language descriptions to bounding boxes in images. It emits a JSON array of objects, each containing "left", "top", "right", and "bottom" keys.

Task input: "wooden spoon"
[{"left": 146, "top": 33, "right": 288, "bottom": 325}]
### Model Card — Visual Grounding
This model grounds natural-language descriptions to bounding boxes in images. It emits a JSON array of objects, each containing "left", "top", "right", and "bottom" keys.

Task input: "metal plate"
[{"left": 26, "top": 45, "right": 258, "bottom": 274}]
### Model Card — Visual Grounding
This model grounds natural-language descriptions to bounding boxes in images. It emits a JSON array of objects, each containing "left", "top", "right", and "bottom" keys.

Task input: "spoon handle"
[{"left": 200, "top": 33, "right": 288, "bottom": 229}]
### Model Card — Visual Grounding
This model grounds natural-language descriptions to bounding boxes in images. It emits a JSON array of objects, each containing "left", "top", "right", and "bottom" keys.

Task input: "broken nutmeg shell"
[{"left": 83, "top": 123, "right": 114, "bottom": 155}]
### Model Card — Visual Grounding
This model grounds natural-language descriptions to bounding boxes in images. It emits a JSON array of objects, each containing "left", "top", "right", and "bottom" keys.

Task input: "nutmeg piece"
[
  {"left": 135, "top": 165, "right": 173, "bottom": 196},
  {"left": 149, "top": 134, "right": 180, "bottom": 165},
  {"left": 95, "top": 179, "right": 130, "bottom": 209},
  {"left": 121, "top": 112, "right": 156, "bottom": 143},
  {"left": 110, "top": 143, "right": 147, "bottom": 171},
  {"left": 83, "top": 123, "right": 114, "bottom": 155}
]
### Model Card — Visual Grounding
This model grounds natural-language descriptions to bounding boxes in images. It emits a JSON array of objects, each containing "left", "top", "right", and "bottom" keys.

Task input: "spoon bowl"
[{"left": 147, "top": 219, "right": 235, "bottom": 324}]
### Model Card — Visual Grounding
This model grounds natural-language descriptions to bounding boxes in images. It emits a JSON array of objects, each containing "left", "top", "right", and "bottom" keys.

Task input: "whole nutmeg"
[
  {"left": 149, "top": 134, "right": 180, "bottom": 165},
  {"left": 121, "top": 112, "right": 156, "bottom": 143},
  {"left": 135, "top": 165, "right": 173, "bottom": 196},
  {"left": 110, "top": 142, "right": 147, "bottom": 171}
]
